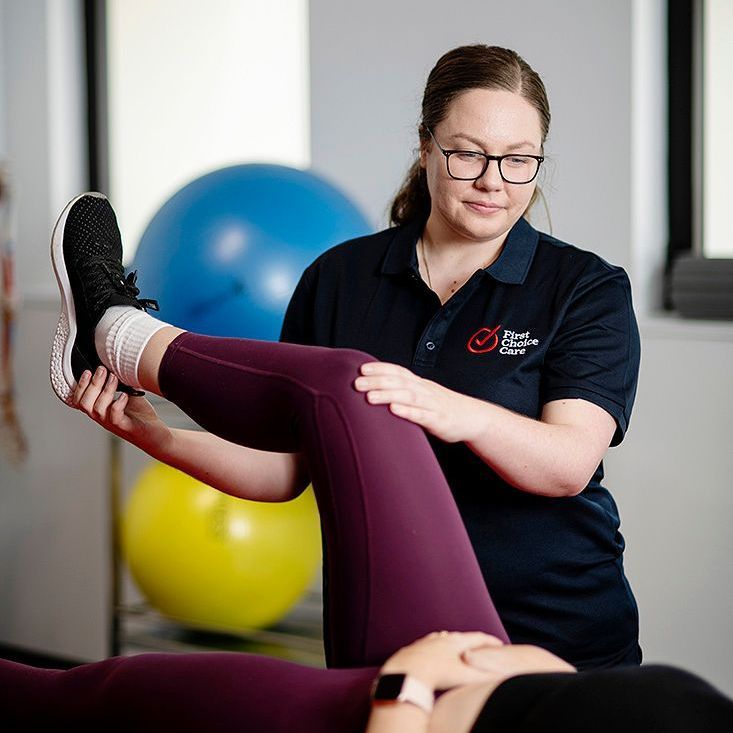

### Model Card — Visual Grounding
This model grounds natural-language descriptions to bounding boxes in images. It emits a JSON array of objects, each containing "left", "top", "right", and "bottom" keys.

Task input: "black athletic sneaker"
[{"left": 50, "top": 192, "right": 159, "bottom": 404}]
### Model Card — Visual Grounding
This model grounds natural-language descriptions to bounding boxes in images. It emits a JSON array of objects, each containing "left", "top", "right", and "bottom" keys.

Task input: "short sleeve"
[
  {"left": 279, "top": 264, "right": 317, "bottom": 346},
  {"left": 541, "top": 267, "right": 641, "bottom": 446}
]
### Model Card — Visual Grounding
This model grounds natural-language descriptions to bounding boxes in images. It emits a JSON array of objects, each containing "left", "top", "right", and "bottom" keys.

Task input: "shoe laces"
[
  {"left": 83, "top": 258, "right": 160, "bottom": 312},
  {"left": 112, "top": 266, "right": 160, "bottom": 311}
]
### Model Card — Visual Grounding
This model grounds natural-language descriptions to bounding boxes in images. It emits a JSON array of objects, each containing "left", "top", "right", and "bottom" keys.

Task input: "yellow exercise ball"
[{"left": 121, "top": 461, "right": 322, "bottom": 631}]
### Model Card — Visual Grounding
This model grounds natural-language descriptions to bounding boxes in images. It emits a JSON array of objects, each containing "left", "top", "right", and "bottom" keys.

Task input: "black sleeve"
[
  {"left": 279, "top": 264, "right": 317, "bottom": 346},
  {"left": 470, "top": 665, "right": 733, "bottom": 733},
  {"left": 540, "top": 266, "right": 641, "bottom": 446}
]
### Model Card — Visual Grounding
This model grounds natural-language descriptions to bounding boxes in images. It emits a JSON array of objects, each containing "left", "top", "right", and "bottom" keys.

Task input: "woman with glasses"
[{"left": 280, "top": 44, "right": 642, "bottom": 670}]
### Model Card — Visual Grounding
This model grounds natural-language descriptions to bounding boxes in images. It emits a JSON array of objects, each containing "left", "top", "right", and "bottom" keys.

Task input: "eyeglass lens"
[{"left": 447, "top": 152, "right": 539, "bottom": 183}]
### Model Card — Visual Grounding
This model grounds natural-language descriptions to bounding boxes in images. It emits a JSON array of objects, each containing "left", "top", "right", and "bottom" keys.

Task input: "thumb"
[{"left": 461, "top": 645, "right": 501, "bottom": 667}]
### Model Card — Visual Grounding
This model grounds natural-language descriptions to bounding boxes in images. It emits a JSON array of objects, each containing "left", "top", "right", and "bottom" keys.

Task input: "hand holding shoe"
[{"left": 72, "top": 366, "right": 173, "bottom": 455}]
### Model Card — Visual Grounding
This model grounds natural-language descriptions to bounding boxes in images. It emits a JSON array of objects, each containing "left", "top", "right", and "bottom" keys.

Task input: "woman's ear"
[
  {"left": 419, "top": 141, "right": 429, "bottom": 169},
  {"left": 418, "top": 125, "right": 430, "bottom": 169}
]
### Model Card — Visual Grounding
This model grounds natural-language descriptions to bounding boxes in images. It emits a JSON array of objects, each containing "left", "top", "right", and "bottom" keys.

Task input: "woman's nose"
[{"left": 474, "top": 159, "right": 504, "bottom": 190}]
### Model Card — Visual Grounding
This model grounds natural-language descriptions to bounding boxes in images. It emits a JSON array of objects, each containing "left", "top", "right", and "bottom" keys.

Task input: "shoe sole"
[{"left": 49, "top": 191, "right": 107, "bottom": 405}]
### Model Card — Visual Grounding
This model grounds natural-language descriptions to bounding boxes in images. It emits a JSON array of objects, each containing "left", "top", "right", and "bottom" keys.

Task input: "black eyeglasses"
[{"left": 427, "top": 128, "right": 544, "bottom": 184}]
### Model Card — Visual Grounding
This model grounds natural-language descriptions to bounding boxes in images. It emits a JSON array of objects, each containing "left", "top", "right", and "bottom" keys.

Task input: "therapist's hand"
[
  {"left": 462, "top": 643, "right": 576, "bottom": 679},
  {"left": 379, "top": 631, "right": 506, "bottom": 690},
  {"left": 353, "top": 361, "right": 484, "bottom": 443}
]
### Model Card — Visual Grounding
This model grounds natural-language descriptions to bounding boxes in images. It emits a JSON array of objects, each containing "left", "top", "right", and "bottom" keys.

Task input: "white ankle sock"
[{"left": 94, "top": 306, "right": 170, "bottom": 389}]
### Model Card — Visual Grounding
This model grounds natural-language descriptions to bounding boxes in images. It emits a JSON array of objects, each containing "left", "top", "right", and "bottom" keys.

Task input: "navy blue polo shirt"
[{"left": 280, "top": 214, "right": 642, "bottom": 669}]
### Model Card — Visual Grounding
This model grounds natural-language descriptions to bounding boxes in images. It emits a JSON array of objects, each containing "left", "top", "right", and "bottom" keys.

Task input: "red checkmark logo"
[{"left": 467, "top": 325, "right": 502, "bottom": 354}]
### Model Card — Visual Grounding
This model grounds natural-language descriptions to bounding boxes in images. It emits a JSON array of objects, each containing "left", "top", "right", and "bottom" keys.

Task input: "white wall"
[
  {"left": 0, "top": 0, "right": 106, "bottom": 661},
  {"left": 605, "top": 325, "right": 733, "bottom": 689},
  {"left": 1, "top": 0, "right": 54, "bottom": 299},
  {"left": 309, "top": 0, "right": 733, "bottom": 695},
  {"left": 0, "top": 0, "right": 6, "bottom": 153},
  {"left": 106, "top": 0, "right": 310, "bottom": 261}
]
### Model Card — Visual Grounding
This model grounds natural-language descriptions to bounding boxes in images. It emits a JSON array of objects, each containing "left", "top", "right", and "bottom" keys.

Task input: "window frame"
[{"left": 666, "top": 0, "right": 733, "bottom": 320}]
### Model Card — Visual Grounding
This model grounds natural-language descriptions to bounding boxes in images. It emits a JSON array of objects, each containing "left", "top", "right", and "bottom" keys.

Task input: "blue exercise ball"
[{"left": 131, "top": 164, "right": 371, "bottom": 340}]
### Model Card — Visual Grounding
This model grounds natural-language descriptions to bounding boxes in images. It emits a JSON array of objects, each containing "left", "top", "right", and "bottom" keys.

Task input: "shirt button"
[{"left": 426, "top": 341, "right": 436, "bottom": 350}]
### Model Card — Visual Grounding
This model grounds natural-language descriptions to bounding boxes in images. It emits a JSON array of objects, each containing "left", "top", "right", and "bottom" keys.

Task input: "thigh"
[
  {"left": 1, "top": 653, "right": 377, "bottom": 733},
  {"left": 158, "top": 334, "right": 508, "bottom": 667}
]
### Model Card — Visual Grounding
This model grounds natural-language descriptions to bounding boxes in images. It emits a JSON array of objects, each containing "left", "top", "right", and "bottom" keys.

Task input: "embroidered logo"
[
  {"left": 467, "top": 326, "right": 540, "bottom": 356},
  {"left": 467, "top": 325, "right": 502, "bottom": 353}
]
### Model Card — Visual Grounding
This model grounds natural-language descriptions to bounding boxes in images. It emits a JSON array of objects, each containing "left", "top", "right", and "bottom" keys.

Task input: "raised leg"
[
  {"left": 156, "top": 332, "right": 509, "bottom": 668},
  {"left": 49, "top": 190, "right": 507, "bottom": 669}
]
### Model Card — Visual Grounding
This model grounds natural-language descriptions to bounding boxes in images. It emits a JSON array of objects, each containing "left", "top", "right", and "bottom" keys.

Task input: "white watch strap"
[{"left": 397, "top": 675, "right": 434, "bottom": 714}]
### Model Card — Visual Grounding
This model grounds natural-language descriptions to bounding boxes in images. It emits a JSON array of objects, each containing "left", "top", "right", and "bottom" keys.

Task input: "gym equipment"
[
  {"left": 131, "top": 163, "right": 371, "bottom": 339},
  {"left": 122, "top": 461, "right": 322, "bottom": 631}
]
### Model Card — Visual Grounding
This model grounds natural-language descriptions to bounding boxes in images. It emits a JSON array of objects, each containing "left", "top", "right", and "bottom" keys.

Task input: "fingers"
[
  {"left": 109, "top": 391, "right": 129, "bottom": 426},
  {"left": 355, "top": 368, "right": 423, "bottom": 397},
  {"left": 461, "top": 643, "right": 577, "bottom": 675},
  {"left": 366, "top": 388, "right": 419, "bottom": 406},
  {"left": 354, "top": 372, "right": 436, "bottom": 415},
  {"left": 92, "top": 372, "right": 118, "bottom": 420},
  {"left": 354, "top": 374, "right": 417, "bottom": 393},
  {"left": 462, "top": 633, "right": 505, "bottom": 648},
  {"left": 355, "top": 374, "right": 407, "bottom": 388},
  {"left": 451, "top": 633, "right": 506, "bottom": 654},
  {"left": 76, "top": 367, "right": 106, "bottom": 412},
  {"left": 72, "top": 366, "right": 121, "bottom": 424},
  {"left": 423, "top": 631, "right": 506, "bottom": 647},
  {"left": 71, "top": 369, "right": 92, "bottom": 406},
  {"left": 359, "top": 361, "right": 411, "bottom": 377},
  {"left": 355, "top": 375, "right": 423, "bottom": 404}
]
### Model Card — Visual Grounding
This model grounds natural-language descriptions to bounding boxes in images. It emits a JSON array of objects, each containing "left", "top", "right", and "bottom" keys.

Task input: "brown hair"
[{"left": 389, "top": 45, "right": 551, "bottom": 226}]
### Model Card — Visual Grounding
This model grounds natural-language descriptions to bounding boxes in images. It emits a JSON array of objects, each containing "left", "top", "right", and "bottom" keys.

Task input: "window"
[
  {"left": 85, "top": 0, "right": 309, "bottom": 263},
  {"left": 666, "top": 0, "right": 733, "bottom": 319}
]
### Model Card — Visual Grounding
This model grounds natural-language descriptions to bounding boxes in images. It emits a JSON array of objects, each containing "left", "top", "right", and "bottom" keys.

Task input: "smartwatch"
[{"left": 371, "top": 673, "right": 434, "bottom": 714}]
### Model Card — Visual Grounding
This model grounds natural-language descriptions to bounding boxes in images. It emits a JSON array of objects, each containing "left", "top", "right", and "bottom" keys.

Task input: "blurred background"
[{"left": 0, "top": 0, "right": 731, "bottom": 697}]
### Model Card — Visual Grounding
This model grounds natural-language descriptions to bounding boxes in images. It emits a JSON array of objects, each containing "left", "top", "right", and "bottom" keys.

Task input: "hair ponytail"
[{"left": 390, "top": 158, "right": 431, "bottom": 226}]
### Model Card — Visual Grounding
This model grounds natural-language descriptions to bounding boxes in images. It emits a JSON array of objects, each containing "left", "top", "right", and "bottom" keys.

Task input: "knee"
[
  {"left": 319, "top": 347, "right": 375, "bottom": 399},
  {"left": 332, "top": 347, "right": 375, "bottom": 371}
]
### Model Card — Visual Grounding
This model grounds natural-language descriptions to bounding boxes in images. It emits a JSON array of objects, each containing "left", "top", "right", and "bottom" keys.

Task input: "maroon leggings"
[{"left": 0, "top": 334, "right": 507, "bottom": 731}]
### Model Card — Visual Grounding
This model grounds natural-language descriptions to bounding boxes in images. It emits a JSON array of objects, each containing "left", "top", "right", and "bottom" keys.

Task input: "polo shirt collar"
[{"left": 380, "top": 215, "right": 540, "bottom": 285}]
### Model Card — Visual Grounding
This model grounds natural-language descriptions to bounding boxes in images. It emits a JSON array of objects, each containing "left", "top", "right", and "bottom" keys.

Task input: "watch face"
[{"left": 373, "top": 673, "right": 407, "bottom": 700}]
